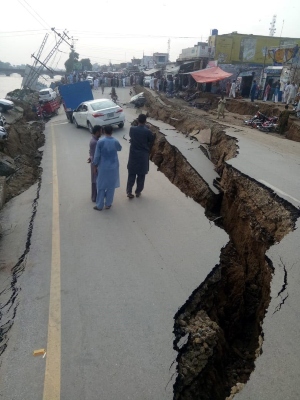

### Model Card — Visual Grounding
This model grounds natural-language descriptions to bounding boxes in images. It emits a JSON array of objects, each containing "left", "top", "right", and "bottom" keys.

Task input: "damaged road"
[
  {"left": 0, "top": 88, "right": 300, "bottom": 400},
  {"left": 139, "top": 87, "right": 300, "bottom": 400}
]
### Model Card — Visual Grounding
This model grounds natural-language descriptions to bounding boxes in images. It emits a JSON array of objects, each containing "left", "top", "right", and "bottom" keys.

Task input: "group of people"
[{"left": 88, "top": 114, "right": 155, "bottom": 211}]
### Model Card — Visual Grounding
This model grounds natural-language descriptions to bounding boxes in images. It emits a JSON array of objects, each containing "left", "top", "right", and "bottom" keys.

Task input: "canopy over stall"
[
  {"left": 190, "top": 66, "right": 232, "bottom": 83},
  {"left": 143, "top": 68, "right": 161, "bottom": 75}
]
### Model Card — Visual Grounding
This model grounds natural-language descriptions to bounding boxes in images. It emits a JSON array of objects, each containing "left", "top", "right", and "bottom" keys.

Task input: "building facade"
[
  {"left": 211, "top": 32, "right": 300, "bottom": 65},
  {"left": 178, "top": 42, "right": 211, "bottom": 61},
  {"left": 153, "top": 53, "right": 169, "bottom": 65}
]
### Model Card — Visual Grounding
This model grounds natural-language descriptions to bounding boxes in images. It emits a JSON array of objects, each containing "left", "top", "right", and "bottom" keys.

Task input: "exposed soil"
[
  {"left": 135, "top": 87, "right": 300, "bottom": 399},
  {"left": 0, "top": 92, "right": 45, "bottom": 202},
  {"left": 135, "top": 86, "right": 299, "bottom": 141},
  {"left": 286, "top": 120, "right": 300, "bottom": 142}
]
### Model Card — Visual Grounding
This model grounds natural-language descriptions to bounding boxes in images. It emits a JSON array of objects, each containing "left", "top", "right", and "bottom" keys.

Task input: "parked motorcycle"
[
  {"left": 258, "top": 117, "right": 278, "bottom": 133},
  {"left": 244, "top": 111, "right": 273, "bottom": 128}
]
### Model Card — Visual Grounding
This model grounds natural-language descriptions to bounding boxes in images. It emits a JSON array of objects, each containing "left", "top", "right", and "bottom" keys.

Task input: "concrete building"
[
  {"left": 177, "top": 42, "right": 211, "bottom": 61},
  {"left": 153, "top": 52, "right": 169, "bottom": 65},
  {"left": 210, "top": 32, "right": 300, "bottom": 66}
]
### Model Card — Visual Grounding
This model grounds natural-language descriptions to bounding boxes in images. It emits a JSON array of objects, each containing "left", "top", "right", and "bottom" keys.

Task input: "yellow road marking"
[{"left": 43, "top": 123, "right": 61, "bottom": 400}]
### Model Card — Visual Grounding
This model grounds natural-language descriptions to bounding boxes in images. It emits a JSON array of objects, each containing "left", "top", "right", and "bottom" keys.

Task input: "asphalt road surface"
[{"left": 0, "top": 87, "right": 227, "bottom": 399}]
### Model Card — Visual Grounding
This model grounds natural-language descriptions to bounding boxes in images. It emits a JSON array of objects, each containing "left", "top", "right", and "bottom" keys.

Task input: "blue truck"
[{"left": 58, "top": 81, "right": 93, "bottom": 122}]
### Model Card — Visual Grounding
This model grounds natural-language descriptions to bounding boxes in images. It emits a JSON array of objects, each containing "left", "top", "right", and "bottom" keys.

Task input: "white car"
[
  {"left": 86, "top": 76, "right": 94, "bottom": 87},
  {"left": 143, "top": 76, "right": 151, "bottom": 87},
  {"left": 39, "top": 88, "right": 57, "bottom": 102},
  {"left": 72, "top": 99, "right": 125, "bottom": 132}
]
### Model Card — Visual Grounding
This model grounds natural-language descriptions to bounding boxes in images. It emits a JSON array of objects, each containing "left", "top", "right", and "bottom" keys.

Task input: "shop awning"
[
  {"left": 165, "top": 66, "right": 180, "bottom": 75},
  {"left": 143, "top": 68, "right": 161, "bottom": 75},
  {"left": 190, "top": 66, "right": 232, "bottom": 83},
  {"left": 264, "top": 66, "right": 283, "bottom": 74},
  {"left": 239, "top": 70, "right": 256, "bottom": 77}
]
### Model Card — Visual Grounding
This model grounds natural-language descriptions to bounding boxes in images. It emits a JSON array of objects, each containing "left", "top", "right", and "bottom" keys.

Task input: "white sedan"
[
  {"left": 39, "top": 88, "right": 57, "bottom": 102},
  {"left": 72, "top": 99, "right": 125, "bottom": 132}
]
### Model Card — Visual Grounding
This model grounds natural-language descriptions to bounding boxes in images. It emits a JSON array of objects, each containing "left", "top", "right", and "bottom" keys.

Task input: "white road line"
[{"left": 259, "top": 179, "right": 300, "bottom": 204}]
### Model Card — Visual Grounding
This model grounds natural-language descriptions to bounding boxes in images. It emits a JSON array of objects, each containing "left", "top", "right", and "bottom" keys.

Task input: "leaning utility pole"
[
  {"left": 23, "top": 28, "right": 73, "bottom": 90},
  {"left": 22, "top": 33, "right": 49, "bottom": 88}
]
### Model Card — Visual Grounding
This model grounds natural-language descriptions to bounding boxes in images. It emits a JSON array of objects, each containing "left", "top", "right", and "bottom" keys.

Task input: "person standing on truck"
[{"left": 87, "top": 125, "right": 102, "bottom": 202}]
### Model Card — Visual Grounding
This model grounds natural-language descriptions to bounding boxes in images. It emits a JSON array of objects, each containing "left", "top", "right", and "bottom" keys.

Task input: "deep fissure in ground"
[{"left": 138, "top": 90, "right": 300, "bottom": 399}]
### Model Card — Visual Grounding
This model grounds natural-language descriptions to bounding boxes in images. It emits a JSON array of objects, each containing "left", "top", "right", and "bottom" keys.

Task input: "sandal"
[{"left": 93, "top": 206, "right": 103, "bottom": 211}]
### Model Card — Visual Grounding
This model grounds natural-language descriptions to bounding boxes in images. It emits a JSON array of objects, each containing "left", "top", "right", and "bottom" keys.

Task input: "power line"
[
  {"left": 17, "top": 0, "right": 48, "bottom": 29},
  {"left": 22, "top": 0, "right": 51, "bottom": 28}
]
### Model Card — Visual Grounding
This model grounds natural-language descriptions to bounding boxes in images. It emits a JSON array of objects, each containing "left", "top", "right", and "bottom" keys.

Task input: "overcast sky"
[{"left": 1, "top": 0, "right": 300, "bottom": 69}]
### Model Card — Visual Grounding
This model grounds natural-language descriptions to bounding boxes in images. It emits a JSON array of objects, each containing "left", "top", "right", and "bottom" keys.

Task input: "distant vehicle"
[
  {"left": 130, "top": 92, "right": 146, "bottom": 108},
  {"left": 143, "top": 76, "right": 151, "bottom": 87},
  {"left": 86, "top": 76, "right": 94, "bottom": 87},
  {"left": 0, "top": 98, "right": 14, "bottom": 112},
  {"left": 72, "top": 99, "right": 125, "bottom": 132},
  {"left": 39, "top": 88, "right": 57, "bottom": 102},
  {"left": 59, "top": 81, "right": 94, "bottom": 122}
]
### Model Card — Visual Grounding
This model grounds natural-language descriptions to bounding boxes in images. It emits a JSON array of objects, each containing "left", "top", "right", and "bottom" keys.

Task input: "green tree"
[
  {"left": 64, "top": 51, "right": 79, "bottom": 73},
  {"left": 80, "top": 58, "right": 92, "bottom": 71}
]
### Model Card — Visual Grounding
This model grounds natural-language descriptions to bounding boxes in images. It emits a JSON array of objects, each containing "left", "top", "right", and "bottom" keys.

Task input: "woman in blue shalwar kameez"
[{"left": 93, "top": 125, "right": 122, "bottom": 210}]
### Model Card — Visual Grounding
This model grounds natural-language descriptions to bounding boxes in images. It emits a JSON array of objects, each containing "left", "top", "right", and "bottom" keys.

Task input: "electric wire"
[{"left": 17, "top": 0, "right": 48, "bottom": 30}]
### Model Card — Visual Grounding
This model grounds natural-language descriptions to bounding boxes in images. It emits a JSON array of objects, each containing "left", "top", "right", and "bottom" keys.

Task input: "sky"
[{"left": 1, "top": 0, "right": 300, "bottom": 70}]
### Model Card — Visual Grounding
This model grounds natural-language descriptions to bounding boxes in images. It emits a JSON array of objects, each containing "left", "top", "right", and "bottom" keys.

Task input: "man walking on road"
[
  {"left": 87, "top": 125, "right": 102, "bottom": 202},
  {"left": 126, "top": 114, "right": 155, "bottom": 199},
  {"left": 93, "top": 125, "right": 122, "bottom": 210}
]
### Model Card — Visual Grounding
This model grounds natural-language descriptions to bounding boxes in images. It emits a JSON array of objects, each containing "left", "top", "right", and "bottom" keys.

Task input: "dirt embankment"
[
  {"left": 136, "top": 87, "right": 300, "bottom": 399},
  {"left": 0, "top": 90, "right": 45, "bottom": 202},
  {"left": 135, "top": 86, "right": 299, "bottom": 141}
]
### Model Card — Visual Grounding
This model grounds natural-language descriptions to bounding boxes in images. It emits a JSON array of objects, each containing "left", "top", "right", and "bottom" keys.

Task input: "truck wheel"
[
  {"left": 118, "top": 122, "right": 124, "bottom": 128},
  {"left": 73, "top": 117, "right": 80, "bottom": 128},
  {"left": 87, "top": 121, "right": 93, "bottom": 133}
]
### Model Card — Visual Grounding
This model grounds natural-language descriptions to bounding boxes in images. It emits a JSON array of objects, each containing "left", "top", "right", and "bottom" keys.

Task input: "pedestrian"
[
  {"left": 149, "top": 76, "right": 154, "bottom": 90},
  {"left": 126, "top": 114, "right": 155, "bottom": 199},
  {"left": 263, "top": 82, "right": 271, "bottom": 101},
  {"left": 250, "top": 80, "right": 257, "bottom": 102},
  {"left": 229, "top": 80, "right": 236, "bottom": 98},
  {"left": 93, "top": 77, "right": 99, "bottom": 90},
  {"left": 87, "top": 125, "right": 102, "bottom": 202},
  {"left": 273, "top": 83, "right": 279, "bottom": 103},
  {"left": 286, "top": 82, "right": 297, "bottom": 105},
  {"left": 110, "top": 87, "right": 118, "bottom": 102},
  {"left": 123, "top": 77, "right": 126, "bottom": 88},
  {"left": 101, "top": 80, "right": 105, "bottom": 94},
  {"left": 217, "top": 93, "right": 226, "bottom": 119},
  {"left": 296, "top": 99, "right": 300, "bottom": 118},
  {"left": 157, "top": 78, "right": 161, "bottom": 91},
  {"left": 282, "top": 81, "right": 289, "bottom": 103},
  {"left": 226, "top": 80, "right": 231, "bottom": 96},
  {"left": 93, "top": 125, "right": 122, "bottom": 211}
]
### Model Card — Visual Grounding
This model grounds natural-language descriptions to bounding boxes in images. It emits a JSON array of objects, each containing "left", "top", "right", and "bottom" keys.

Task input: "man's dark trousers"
[{"left": 127, "top": 173, "right": 145, "bottom": 194}]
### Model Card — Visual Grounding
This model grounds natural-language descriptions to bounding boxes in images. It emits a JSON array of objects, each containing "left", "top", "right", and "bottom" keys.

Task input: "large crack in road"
[{"left": 137, "top": 88, "right": 300, "bottom": 399}]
